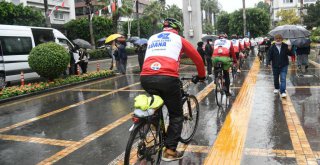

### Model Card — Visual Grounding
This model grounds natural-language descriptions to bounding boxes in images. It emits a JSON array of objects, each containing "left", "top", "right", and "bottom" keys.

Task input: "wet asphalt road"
[{"left": 0, "top": 52, "right": 319, "bottom": 165}]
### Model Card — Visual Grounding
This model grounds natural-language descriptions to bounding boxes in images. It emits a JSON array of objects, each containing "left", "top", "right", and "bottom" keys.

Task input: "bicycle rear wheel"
[
  {"left": 215, "top": 77, "right": 224, "bottom": 107},
  {"left": 124, "top": 123, "right": 163, "bottom": 165},
  {"left": 180, "top": 95, "right": 200, "bottom": 143}
]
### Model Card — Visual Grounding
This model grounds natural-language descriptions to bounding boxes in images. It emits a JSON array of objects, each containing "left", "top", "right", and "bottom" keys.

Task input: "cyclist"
[
  {"left": 212, "top": 33, "right": 237, "bottom": 96},
  {"left": 231, "top": 34, "right": 241, "bottom": 72},
  {"left": 140, "top": 18, "right": 206, "bottom": 161},
  {"left": 243, "top": 36, "right": 251, "bottom": 57}
]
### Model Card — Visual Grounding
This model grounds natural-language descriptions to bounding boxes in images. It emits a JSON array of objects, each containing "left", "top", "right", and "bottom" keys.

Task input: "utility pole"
[
  {"left": 300, "top": 0, "right": 304, "bottom": 25},
  {"left": 86, "top": 0, "right": 95, "bottom": 49},
  {"left": 136, "top": 0, "right": 140, "bottom": 37},
  {"left": 242, "top": 0, "right": 247, "bottom": 37},
  {"left": 44, "top": 0, "right": 51, "bottom": 27}
]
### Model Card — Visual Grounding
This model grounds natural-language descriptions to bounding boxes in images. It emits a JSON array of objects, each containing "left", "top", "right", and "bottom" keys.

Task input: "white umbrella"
[{"left": 268, "top": 25, "right": 311, "bottom": 39}]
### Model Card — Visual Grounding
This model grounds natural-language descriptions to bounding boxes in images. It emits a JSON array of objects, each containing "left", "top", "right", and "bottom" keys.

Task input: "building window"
[
  {"left": 54, "top": 11, "right": 64, "bottom": 20},
  {"left": 283, "top": 0, "right": 293, "bottom": 3}
]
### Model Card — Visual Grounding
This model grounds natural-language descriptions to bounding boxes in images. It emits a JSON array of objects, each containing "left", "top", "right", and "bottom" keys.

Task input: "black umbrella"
[
  {"left": 201, "top": 35, "right": 218, "bottom": 42},
  {"left": 290, "top": 38, "right": 311, "bottom": 47},
  {"left": 97, "top": 37, "right": 106, "bottom": 42},
  {"left": 268, "top": 25, "right": 310, "bottom": 39},
  {"left": 73, "top": 39, "right": 92, "bottom": 49},
  {"left": 127, "top": 36, "right": 140, "bottom": 43},
  {"left": 134, "top": 38, "right": 148, "bottom": 46}
]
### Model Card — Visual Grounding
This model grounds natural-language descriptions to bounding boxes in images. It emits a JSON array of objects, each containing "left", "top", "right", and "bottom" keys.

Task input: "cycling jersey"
[
  {"left": 244, "top": 38, "right": 251, "bottom": 48},
  {"left": 231, "top": 39, "right": 240, "bottom": 53},
  {"left": 141, "top": 29, "right": 205, "bottom": 78},
  {"left": 239, "top": 39, "right": 245, "bottom": 51},
  {"left": 212, "top": 39, "right": 237, "bottom": 63}
]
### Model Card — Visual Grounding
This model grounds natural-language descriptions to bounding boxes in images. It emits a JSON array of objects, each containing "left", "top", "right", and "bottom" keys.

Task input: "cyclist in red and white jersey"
[
  {"left": 140, "top": 18, "right": 205, "bottom": 161},
  {"left": 231, "top": 34, "right": 241, "bottom": 72},
  {"left": 212, "top": 34, "right": 237, "bottom": 96}
]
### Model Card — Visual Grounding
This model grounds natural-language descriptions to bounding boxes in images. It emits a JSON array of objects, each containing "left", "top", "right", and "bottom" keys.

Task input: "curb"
[{"left": 0, "top": 75, "right": 115, "bottom": 105}]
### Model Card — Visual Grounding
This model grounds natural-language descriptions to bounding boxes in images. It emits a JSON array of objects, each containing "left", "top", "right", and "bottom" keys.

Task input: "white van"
[{"left": 0, "top": 25, "right": 77, "bottom": 88}]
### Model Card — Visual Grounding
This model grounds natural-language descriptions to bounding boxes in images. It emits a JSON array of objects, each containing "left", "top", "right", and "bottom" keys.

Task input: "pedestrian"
[
  {"left": 116, "top": 38, "right": 127, "bottom": 74},
  {"left": 136, "top": 44, "right": 147, "bottom": 71},
  {"left": 205, "top": 39, "right": 213, "bottom": 76},
  {"left": 196, "top": 41, "right": 206, "bottom": 65},
  {"left": 79, "top": 48, "right": 89, "bottom": 74},
  {"left": 296, "top": 42, "right": 311, "bottom": 72},
  {"left": 267, "top": 34, "right": 292, "bottom": 98}
]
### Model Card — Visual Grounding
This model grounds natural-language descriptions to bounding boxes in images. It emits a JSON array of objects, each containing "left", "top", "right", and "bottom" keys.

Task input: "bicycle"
[
  {"left": 124, "top": 77, "right": 200, "bottom": 165},
  {"left": 214, "top": 61, "right": 230, "bottom": 109}
]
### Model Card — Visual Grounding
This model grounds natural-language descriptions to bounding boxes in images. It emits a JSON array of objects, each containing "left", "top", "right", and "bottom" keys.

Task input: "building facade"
[
  {"left": 270, "top": 0, "right": 317, "bottom": 27},
  {"left": 4, "top": 0, "right": 75, "bottom": 28}
]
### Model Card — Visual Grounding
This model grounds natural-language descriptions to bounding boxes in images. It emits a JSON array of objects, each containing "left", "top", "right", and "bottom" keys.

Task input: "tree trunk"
[
  {"left": 242, "top": 0, "right": 247, "bottom": 37},
  {"left": 44, "top": 0, "right": 51, "bottom": 27},
  {"left": 136, "top": 0, "right": 140, "bottom": 37},
  {"left": 88, "top": 5, "right": 95, "bottom": 49}
]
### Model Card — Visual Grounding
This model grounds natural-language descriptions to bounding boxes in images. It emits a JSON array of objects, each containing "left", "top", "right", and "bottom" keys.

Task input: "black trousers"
[
  {"left": 205, "top": 56, "right": 212, "bottom": 75},
  {"left": 140, "top": 75, "right": 183, "bottom": 151},
  {"left": 80, "top": 62, "right": 88, "bottom": 74}
]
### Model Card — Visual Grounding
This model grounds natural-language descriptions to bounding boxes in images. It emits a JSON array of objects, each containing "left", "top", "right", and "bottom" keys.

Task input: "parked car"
[{"left": 0, "top": 25, "right": 77, "bottom": 88}]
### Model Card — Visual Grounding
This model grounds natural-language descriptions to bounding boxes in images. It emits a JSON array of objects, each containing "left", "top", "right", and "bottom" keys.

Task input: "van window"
[
  {"left": 0, "top": 37, "right": 32, "bottom": 55},
  {"left": 58, "top": 38, "right": 74, "bottom": 51},
  {"left": 31, "top": 29, "right": 55, "bottom": 46}
]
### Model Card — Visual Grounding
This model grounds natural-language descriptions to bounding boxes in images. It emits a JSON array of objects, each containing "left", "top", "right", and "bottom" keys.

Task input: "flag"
[
  {"left": 99, "top": 10, "right": 102, "bottom": 16},
  {"left": 107, "top": 5, "right": 111, "bottom": 13},
  {"left": 55, "top": 6, "right": 59, "bottom": 11},
  {"left": 117, "top": 0, "right": 122, "bottom": 8},
  {"left": 111, "top": 2, "right": 116, "bottom": 12},
  {"left": 61, "top": 2, "right": 65, "bottom": 7}
]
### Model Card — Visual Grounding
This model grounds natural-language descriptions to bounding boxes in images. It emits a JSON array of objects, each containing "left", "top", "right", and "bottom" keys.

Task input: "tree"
[
  {"left": 201, "top": 0, "right": 220, "bottom": 25},
  {"left": 0, "top": 1, "right": 45, "bottom": 26},
  {"left": 122, "top": 18, "right": 159, "bottom": 38},
  {"left": 228, "top": 8, "right": 270, "bottom": 37},
  {"left": 111, "top": 0, "right": 134, "bottom": 33},
  {"left": 256, "top": 1, "right": 270, "bottom": 13},
  {"left": 216, "top": 11, "right": 230, "bottom": 35},
  {"left": 203, "top": 22, "right": 215, "bottom": 34},
  {"left": 164, "top": 4, "right": 183, "bottom": 21},
  {"left": 276, "top": 9, "right": 300, "bottom": 26},
  {"left": 303, "top": 1, "right": 320, "bottom": 29},
  {"left": 64, "top": 17, "right": 113, "bottom": 44},
  {"left": 143, "top": 1, "right": 165, "bottom": 33}
]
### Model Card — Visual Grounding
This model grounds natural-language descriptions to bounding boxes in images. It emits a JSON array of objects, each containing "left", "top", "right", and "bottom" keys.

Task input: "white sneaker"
[
  {"left": 281, "top": 93, "right": 287, "bottom": 98},
  {"left": 273, "top": 89, "right": 279, "bottom": 94}
]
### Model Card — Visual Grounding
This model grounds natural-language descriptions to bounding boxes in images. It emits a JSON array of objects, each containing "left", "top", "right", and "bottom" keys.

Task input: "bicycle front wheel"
[
  {"left": 180, "top": 95, "right": 200, "bottom": 143},
  {"left": 124, "top": 123, "right": 163, "bottom": 165}
]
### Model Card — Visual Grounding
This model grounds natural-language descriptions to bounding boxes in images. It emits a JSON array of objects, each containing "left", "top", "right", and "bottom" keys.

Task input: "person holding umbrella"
[
  {"left": 267, "top": 34, "right": 292, "bottom": 98},
  {"left": 294, "top": 38, "right": 311, "bottom": 72}
]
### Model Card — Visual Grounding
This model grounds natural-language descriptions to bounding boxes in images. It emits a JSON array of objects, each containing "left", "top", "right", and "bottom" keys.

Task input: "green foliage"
[
  {"left": 88, "top": 49, "right": 110, "bottom": 60},
  {"left": 310, "top": 27, "right": 320, "bottom": 43},
  {"left": 164, "top": 4, "right": 183, "bottom": 21},
  {"left": 256, "top": 1, "right": 270, "bottom": 13},
  {"left": 228, "top": 8, "right": 270, "bottom": 37},
  {"left": 64, "top": 17, "right": 113, "bottom": 44},
  {"left": 0, "top": 1, "right": 45, "bottom": 26},
  {"left": 276, "top": 9, "right": 300, "bottom": 26},
  {"left": 203, "top": 22, "right": 215, "bottom": 35},
  {"left": 216, "top": 12, "right": 230, "bottom": 35},
  {"left": 28, "top": 42, "right": 70, "bottom": 80},
  {"left": 126, "top": 47, "right": 136, "bottom": 55},
  {"left": 111, "top": 0, "right": 134, "bottom": 33},
  {"left": 0, "top": 70, "right": 114, "bottom": 100},
  {"left": 303, "top": 1, "right": 320, "bottom": 29},
  {"left": 122, "top": 18, "right": 161, "bottom": 38}
]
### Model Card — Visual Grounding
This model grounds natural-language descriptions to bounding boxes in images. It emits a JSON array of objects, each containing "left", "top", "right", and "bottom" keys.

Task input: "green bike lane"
[{"left": 2, "top": 55, "right": 319, "bottom": 164}]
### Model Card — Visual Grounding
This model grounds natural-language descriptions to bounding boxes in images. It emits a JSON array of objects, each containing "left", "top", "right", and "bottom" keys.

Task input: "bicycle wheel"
[
  {"left": 215, "top": 77, "right": 223, "bottom": 107},
  {"left": 124, "top": 123, "right": 163, "bottom": 165},
  {"left": 180, "top": 95, "right": 200, "bottom": 143}
]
